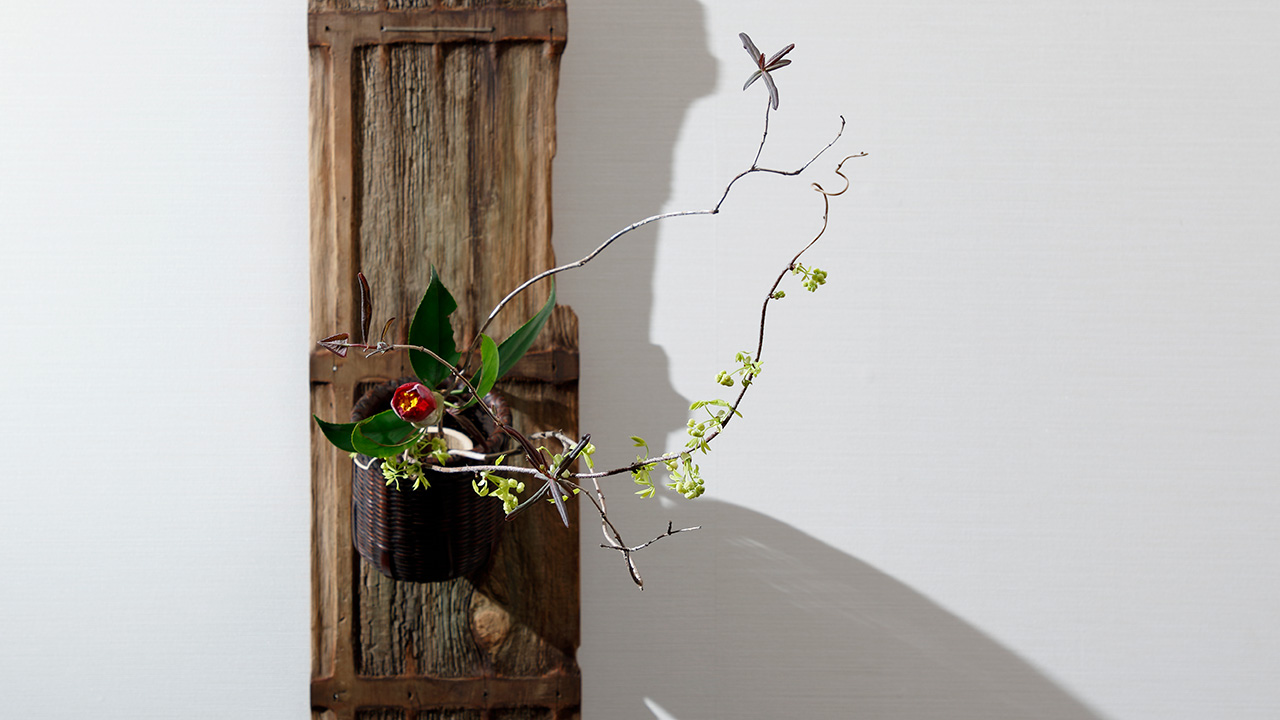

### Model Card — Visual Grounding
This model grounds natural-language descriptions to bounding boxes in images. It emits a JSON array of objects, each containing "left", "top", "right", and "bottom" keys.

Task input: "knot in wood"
[{"left": 470, "top": 594, "right": 512, "bottom": 651}]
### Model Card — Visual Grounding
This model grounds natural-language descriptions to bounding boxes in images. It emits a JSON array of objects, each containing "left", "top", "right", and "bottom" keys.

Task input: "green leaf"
[
  {"left": 351, "top": 409, "right": 419, "bottom": 458},
  {"left": 314, "top": 415, "right": 358, "bottom": 454},
  {"left": 463, "top": 334, "right": 500, "bottom": 409},
  {"left": 496, "top": 282, "right": 556, "bottom": 380},
  {"left": 408, "top": 267, "right": 461, "bottom": 386}
]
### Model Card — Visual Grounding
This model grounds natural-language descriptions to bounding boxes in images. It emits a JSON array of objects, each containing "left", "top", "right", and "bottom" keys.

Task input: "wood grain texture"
[
  {"left": 310, "top": 4, "right": 577, "bottom": 718},
  {"left": 352, "top": 41, "right": 560, "bottom": 347}
]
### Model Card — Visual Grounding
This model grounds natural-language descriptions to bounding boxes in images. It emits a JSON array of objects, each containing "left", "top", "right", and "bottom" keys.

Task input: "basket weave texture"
[{"left": 350, "top": 379, "right": 511, "bottom": 583}]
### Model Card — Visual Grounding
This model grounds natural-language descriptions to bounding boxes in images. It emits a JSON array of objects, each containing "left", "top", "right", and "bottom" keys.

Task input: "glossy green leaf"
[
  {"left": 351, "top": 409, "right": 419, "bottom": 458},
  {"left": 314, "top": 415, "right": 358, "bottom": 454},
  {"left": 463, "top": 334, "right": 500, "bottom": 409},
  {"left": 496, "top": 281, "right": 555, "bottom": 380},
  {"left": 408, "top": 267, "right": 461, "bottom": 387}
]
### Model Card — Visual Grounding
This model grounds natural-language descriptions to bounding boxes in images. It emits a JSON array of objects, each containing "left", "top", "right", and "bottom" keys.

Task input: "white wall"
[
  {"left": 2, "top": 2, "right": 1278, "bottom": 719},
  {"left": 556, "top": 2, "right": 1280, "bottom": 720},
  {"left": 0, "top": 3, "right": 311, "bottom": 718}
]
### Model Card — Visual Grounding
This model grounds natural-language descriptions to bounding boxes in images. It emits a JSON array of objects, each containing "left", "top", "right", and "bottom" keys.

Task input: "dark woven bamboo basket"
[{"left": 350, "top": 379, "right": 511, "bottom": 583}]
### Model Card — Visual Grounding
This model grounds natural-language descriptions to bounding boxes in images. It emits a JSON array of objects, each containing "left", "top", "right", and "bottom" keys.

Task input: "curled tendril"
[{"left": 812, "top": 153, "right": 868, "bottom": 198}]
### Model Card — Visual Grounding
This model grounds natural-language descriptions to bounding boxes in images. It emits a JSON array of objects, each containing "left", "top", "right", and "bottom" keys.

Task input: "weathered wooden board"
[{"left": 309, "top": 4, "right": 577, "bottom": 719}]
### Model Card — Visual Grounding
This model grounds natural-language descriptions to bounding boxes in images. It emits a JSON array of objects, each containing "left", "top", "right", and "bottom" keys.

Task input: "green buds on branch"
[
  {"left": 627, "top": 437, "right": 704, "bottom": 500},
  {"left": 792, "top": 263, "right": 828, "bottom": 292},
  {"left": 473, "top": 455, "right": 528, "bottom": 514},
  {"left": 380, "top": 433, "right": 452, "bottom": 491},
  {"left": 666, "top": 454, "right": 705, "bottom": 499},
  {"left": 715, "top": 351, "right": 764, "bottom": 389}
]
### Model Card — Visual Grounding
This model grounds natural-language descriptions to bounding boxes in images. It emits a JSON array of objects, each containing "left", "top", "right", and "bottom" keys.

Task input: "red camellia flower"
[{"left": 392, "top": 382, "right": 437, "bottom": 424}]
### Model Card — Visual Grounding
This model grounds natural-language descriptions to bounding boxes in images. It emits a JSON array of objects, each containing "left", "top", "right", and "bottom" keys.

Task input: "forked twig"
[
  {"left": 467, "top": 113, "right": 848, "bottom": 355},
  {"left": 600, "top": 522, "right": 703, "bottom": 589}
]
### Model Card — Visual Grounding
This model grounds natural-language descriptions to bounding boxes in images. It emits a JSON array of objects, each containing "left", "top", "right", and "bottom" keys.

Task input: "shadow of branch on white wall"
[
  {"left": 585, "top": 498, "right": 1106, "bottom": 720},
  {"left": 558, "top": 2, "right": 1101, "bottom": 718},
  {"left": 553, "top": 0, "right": 719, "bottom": 459}
]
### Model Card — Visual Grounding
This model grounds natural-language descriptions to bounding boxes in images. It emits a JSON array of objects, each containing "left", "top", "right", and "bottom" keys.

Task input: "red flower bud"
[{"left": 392, "top": 382, "right": 437, "bottom": 424}]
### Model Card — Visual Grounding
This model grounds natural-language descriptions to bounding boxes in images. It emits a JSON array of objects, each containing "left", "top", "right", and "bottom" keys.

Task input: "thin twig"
[
  {"left": 709, "top": 152, "right": 866, "bottom": 438},
  {"left": 750, "top": 104, "right": 772, "bottom": 168},
  {"left": 430, "top": 463, "right": 542, "bottom": 476},
  {"left": 466, "top": 112, "right": 848, "bottom": 356},
  {"left": 570, "top": 152, "right": 867, "bottom": 480},
  {"left": 507, "top": 433, "right": 649, "bottom": 585},
  {"left": 354, "top": 152, "right": 867, "bottom": 487},
  {"left": 603, "top": 522, "right": 703, "bottom": 555},
  {"left": 599, "top": 521, "right": 702, "bottom": 589},
  {"left": 712, "top": 115, "right": 847, "bottom": 214}
]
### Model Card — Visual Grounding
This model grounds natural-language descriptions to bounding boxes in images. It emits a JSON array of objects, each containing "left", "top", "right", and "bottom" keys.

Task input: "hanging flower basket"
[{"left": 349, "top": 378, "right": 512, "bottom": 583}]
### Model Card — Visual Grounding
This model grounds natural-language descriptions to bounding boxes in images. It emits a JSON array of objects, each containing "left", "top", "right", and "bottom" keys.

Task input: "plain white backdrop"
[{"left": 3, "top": 2, "right": 1278, "bottom": 719}]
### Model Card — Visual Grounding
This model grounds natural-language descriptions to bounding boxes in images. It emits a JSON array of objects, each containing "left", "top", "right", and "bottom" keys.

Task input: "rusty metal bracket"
[
  {"left": 309, "top": 5, "right": 568, "bottom": 48},
  {"left": 311, "top": 671, "right": 581, "bottom": 716}
]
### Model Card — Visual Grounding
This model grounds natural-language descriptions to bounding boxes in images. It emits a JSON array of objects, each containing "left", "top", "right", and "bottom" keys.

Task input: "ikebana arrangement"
[{"left": 314, "top": 33, "right": 864, "bottom": 587}]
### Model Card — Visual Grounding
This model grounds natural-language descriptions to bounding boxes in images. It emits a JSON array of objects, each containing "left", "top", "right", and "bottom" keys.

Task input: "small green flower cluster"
[
  {"left": 472, "top": 455, "right": 527, "bottom": 513},
  {"left": 379, "top": 434, "right": 450, "bottom": 490},
  {"left": 715, "top": 350, "right": 763, "bottom": 388},
  {"left": 792, "top": 263, "right": 828, "bottom": 292},
  {"left": 667, "top": 453, "right": 705, "bottom": 499},
  {"left": 686, "top": 398, "right": 737, "bottom": 453},
  {"left": 630, "top": 354, "right": 764, "bottom": 501},
  {"left": 629, "top": 438, "right": 706, "bottom": 500}
]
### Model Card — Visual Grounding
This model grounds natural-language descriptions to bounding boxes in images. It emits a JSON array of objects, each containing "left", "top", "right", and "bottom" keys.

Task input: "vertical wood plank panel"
[{"left": 311, "top": 4, "right": 576, "bottom": 717}]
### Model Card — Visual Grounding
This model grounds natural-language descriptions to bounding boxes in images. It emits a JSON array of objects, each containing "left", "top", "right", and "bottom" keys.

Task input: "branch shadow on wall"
[
  {"left": 552, "top": 0, "right": 718, "bottom": 457},
  {"left": 597, "top": 498, "right": 1106, "bottom": 720},
  {"left": 556, "top": 1, "right": 1102, "bottom": 718}
]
